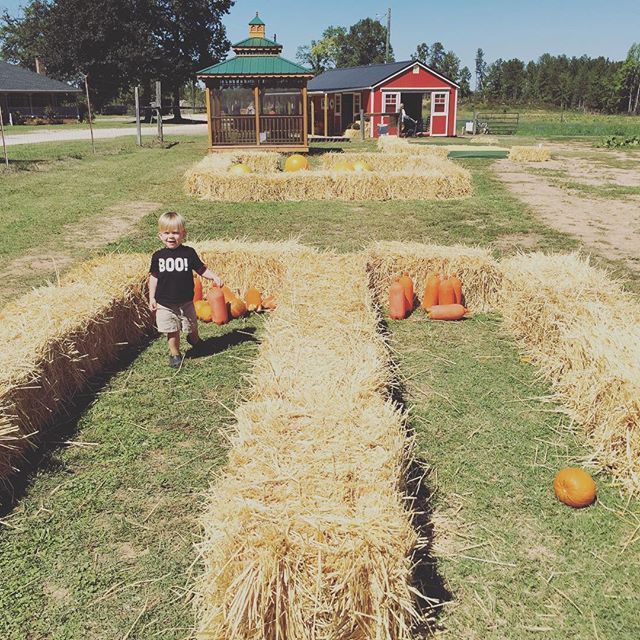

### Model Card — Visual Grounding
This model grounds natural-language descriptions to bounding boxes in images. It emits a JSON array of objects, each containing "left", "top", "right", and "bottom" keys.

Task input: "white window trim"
[
  {"left": 353, "top": 92, "right": 361, "bottom": 117},
  {"left": 430, "top": 91, "right": 449, "bottom": 136},
  {"left": 334, "top": 93, "right": 342, "bottom": 116}
]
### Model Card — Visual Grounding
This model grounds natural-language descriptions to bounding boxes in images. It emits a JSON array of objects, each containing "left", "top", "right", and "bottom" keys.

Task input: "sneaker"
[{"left": 168, "top": 354, "right": 182, "bottom": 369}]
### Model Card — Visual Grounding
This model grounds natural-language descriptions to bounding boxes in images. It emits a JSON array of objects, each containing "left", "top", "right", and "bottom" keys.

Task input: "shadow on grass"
[
  {"left": 186, "top": 326, "right": 258, "bottom": 359},
  {"left": 0, "top": 338, "right": 153, "bottom": 517}
]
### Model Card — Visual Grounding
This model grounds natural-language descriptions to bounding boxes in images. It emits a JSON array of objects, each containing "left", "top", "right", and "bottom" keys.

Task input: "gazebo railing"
[
  {"left": 259, "top": 115, "right": 303, "bottom": 144},
  {"left": 210, "top": 114, "right": 304, "bottom": 146},
  {"left": 211, "top": 115, "right": 256, "bottom": 145}
]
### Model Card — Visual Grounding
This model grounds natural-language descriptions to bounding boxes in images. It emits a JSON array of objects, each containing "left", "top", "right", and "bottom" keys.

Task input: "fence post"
[
  {"left": 134, "top": 86, "right": 142, "bottom": 147},
  {"left": 472, "top": 109, "right": 477, "bottom": 135},
  {"left": 84, "top": 73, "right": 96, "bottom": 154},
  {"left": 0, "top": 105, "right": 9, "bottom": 168},
  {"left": 360, "top": 108, "right": 365, "bottom": 140},
  {"left": 156, "top": 81, "right": 163, "bottom": 142}
]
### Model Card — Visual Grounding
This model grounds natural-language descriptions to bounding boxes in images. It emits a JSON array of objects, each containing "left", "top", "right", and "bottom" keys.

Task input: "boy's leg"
[
  {"left": 167, "top": 331, "right": 181, "bottom": 356},
  {"left": 181, "top": 301, "right": 201, "bottom": 347}
]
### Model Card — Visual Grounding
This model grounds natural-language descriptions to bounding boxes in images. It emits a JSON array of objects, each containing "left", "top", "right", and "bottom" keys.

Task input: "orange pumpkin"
[
  {"left": 284, "top": 154, "right": 308, "bottom": 172},
  {"left": 439, "top": 277, "right": 456, "bottom": 306},
  {"left": 422, "top": 273, "right": 440, "bottom": 311},
  {"left": 194, "top": 300, "right": 212, "bottom": 322},
  {"left": 553, "top": 467, "right": 597, "bottom": 508},
  {"left": 450, "top": 275, "right": 463, "bottom": 305},
  {"left": 193, "top": 277, "right": 203, "bottom": 302},
  {"left": 389, "top": 280, "right": 407, "bottom": 320},
  {"left": 245, "top": 287, "right": 263, "bottom": 311},
  {"left": 398, "top": 272, "right": 414, "bottom": 313},
  {"left": 207, "top": 286, "right": 229, "bottom": 325},
  {"left": 221, "top": 285, "right": 236, "bottom": 304},
  {"left": 229, "top": 297, "right": 247, "bottom": 319},
  {"left": 261, "top": 295, "right": 277, "bottom": 310},
  {"left": 427, "top": 304, "right": 467, "bottom": 321}
]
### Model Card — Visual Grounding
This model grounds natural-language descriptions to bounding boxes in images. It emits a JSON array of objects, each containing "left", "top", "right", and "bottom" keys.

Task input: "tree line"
[{"left": 2, "top": 5, "right": 639, "bottom": 116}]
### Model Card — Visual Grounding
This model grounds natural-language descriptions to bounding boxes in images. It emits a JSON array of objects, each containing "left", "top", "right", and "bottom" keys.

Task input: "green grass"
[
  {"left": 0, "top": 317, "right": 262, "bottom": 640},
  {"left": 392, "top": 313, "right": 640, "bottom": 639},
  {"left": 0, "top": 133, "right": 638, "bottom": 639}
]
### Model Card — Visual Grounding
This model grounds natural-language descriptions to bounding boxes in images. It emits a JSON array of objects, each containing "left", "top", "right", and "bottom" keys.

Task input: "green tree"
[
  {"left": 458, "top": 65, "right": 472, "bottom": 98},
  {"left": 334, "top": 18, "right": 392, "bottom": 67},
  {"left": 0, "top": 0, "right": 50, "bottom": 71},
  {"left": 296, "top": 26, "right": 345, "bottom": 73},
  {"left": 441, "top": 50, "right": 461, "bottom": 83},
  {"left": 428, "top": 42, "right": 445, "bottom": 73},
  {"left": 412, "top": 42, "right": 429, "bottom": 65},
  {"left": 616, "top": 43, "right": 640, "bottom": 113}
]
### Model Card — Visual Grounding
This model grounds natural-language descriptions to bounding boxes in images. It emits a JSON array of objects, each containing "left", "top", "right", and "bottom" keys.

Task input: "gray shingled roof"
[
  {"left": 0, "top": 61, "right": 81, "bottom": 93},
  {"left": 308, "top": 60, "right": 458, "bottom": 92}
]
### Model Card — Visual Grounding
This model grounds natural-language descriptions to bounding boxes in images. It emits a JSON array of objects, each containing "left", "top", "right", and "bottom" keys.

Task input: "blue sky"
[{"left": 3, "top": 0, "right": 640, "bottom": 72}]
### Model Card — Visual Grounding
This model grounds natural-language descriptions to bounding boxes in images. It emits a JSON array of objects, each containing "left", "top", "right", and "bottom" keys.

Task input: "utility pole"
[{"left": 385, "top": 8, "right": 391, "bottom": 63}]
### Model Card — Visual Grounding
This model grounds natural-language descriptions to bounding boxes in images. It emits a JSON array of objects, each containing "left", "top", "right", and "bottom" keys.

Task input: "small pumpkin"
[
  {"left": 422, "top": 273, "right": 440, "bottom": 311},
  {"left": 229, "top": 163, "right": 251, "bottom": 175},
  {"left": 438, "top": 277, "right": 456, "bottom": 306},
  {"left": 229, "top": 297, "right": 247, "bottom": 319},
  {"left": 332, "top": 160, "right": 354, "bottom": 172},
  {"left": 245, "top": 287, "right": 263, "bottom": 311},
  {"left": 398, "top": 272, "right": 414, "bottom": 313},
  {"left": 194, "top": 299, "right": 212, "bottom": 322},
  {"left": 427, "top": 304, "right": 467, "bottom": 321},
  {"left": 284, "top": 154, "right": 308, "bottom": 172},
  {"left": 352, "top": 160, "right": 373, "bottom": 172},
  {"left": 553, "top": 467, "right": 597, "bottom": 508},
  {"left": 221, "top": 285, "right": 237, "bottom": 304},
  {"left": 389, "top": 280, "right": 407, "bottom": 320},
  {"left": 207, "top": 286, "right": 229, "bottom": 325},
  {"left": 450, "top": 274, "right": 463, "bottom": 305}
]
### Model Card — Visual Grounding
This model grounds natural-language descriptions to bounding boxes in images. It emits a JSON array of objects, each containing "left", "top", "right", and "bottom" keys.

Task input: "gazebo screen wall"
[{"left": 208, "top": 78, "right": 306, "bottom": 147}]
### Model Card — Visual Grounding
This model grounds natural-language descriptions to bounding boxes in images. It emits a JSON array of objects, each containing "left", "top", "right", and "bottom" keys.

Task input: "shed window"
[
  {"left": 434, "top": 94, "right": 447, "bottom": 113},
  {"left": 334, "top": 94, "right": 342, "bottom": 116},
  {"left": 384, "top": 93, "right": 398, "bottom": 113},
  {"left": 413, "top": 65, "right": 420, "bottom": 74},
  {"left": 353, "top": 93, "right": 361, "bottom": 117}
]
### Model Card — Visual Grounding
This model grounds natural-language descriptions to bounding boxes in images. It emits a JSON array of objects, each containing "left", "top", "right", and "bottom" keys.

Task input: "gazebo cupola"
[{"left": 197, "top": 13, "right": 314, "bottom": 151}]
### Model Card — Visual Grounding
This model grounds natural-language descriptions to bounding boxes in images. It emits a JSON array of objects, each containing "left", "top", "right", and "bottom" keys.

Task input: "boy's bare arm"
[
  {"left": 148, "top": 274, "right": 158, "bottom": 311},
  {"left": 200, "top": 268, "right": 224, "bottom": 287}
]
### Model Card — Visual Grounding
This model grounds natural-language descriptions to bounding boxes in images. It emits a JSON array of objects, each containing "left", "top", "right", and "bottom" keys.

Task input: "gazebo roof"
[
  {"left": 233, "top": 36, "right": 280, "bottom": 48},
  {"left": 198, "top": 55, "right": 312, "bottom": 77}
]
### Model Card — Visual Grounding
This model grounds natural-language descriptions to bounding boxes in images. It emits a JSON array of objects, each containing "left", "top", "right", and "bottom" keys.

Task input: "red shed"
[{"left": 307, "top": 60, "right": 458, "bottom": 138}]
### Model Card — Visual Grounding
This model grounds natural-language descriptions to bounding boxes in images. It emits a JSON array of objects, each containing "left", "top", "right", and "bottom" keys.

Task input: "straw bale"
[
  {"left": 320, "top": 151, "right": 450, "bottom": 173},
  {"left": 342, "top": 127, "right": 361, "bottom": 139},
  {"left": 365, "top": 240, "right": 503, "bottom": 312},
  {"left": 500, "top": 252, "right": 640, "bottom": 493},
  {"left": 377, "top": 136, "right": 449, "bottom": 159},
  {"left": 0, "top": 253, "right": 152, "bottom": 483},
  {"left": 189, "top": 150, "right": 281, "bottom": 174},
  {"left": 185, "top": 167, "right": 471, "bottom": 202},
  {"left": 196, "top": 252, "right": 425, "bottom": 638},
  {"left": 508, "top": 146, "right": 551, "bottom": 162},
  {"left": 470, "top": 135, "right": 499, "bottom": 145}
]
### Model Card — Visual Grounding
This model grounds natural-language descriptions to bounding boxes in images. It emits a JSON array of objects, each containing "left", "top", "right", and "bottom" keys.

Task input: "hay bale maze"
[
  {"left": 184, "top": 150, "right": 470, "bottom": 202},
  {"left": 508, "top": 145, "right": 552, "bottom": 162},
  {"left": 3, "top": 238, "right": 639, "bottom": 636}
]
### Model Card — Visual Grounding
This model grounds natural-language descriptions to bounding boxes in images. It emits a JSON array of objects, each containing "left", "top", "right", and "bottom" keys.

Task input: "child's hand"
[
  {"left": 213, "top": 275, "right": 224, "bottom": 288},
  {"left": 149, "top": 298, "right": 157, "bottom": 312}
]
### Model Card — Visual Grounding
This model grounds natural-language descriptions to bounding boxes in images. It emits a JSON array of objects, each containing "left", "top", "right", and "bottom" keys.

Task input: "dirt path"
[
  {"left": 1, "top": 200, "right": 160, "bottom": 303},
  {"left": 493, "top": 150, "right": 640, "bottom": 276}
]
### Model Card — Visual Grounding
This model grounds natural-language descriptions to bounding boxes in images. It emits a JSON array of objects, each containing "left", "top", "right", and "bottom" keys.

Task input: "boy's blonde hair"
[{"left": 158, "top": 211, "right": 186, "bottom": 233}]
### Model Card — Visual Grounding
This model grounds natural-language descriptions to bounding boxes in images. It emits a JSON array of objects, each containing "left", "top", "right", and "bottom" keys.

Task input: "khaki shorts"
[{"left": 155, "top": 301, "right": 197, "bottom": 334}]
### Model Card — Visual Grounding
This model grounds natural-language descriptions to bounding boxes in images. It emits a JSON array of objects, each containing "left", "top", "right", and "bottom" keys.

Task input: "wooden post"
[
  {"left": 360, "top": 108, "right": 365, "bottom": 140},
  {"left": 323, "top": 92, "right": 328, "bottom": 137},
  {"left": 0, "top": 105, "right": 9, "bottom": 168},
  {"left": 301, "top": 86, "right": 308, "bottom": 147},
  {"left": 134, "top": 86, "right": 142, "bottom": 146},
  {"left": 84, "top": 74, "right": 95, "bottom": 154},
  {"left": 254, "top": 85, "right": 260, "bottom": 146},
  {"left": 156, "top": 81, "right": 163, "bottom": 142},
  {"left": 472, "top": 109, "right": 477, "bottom": 135},
  {"left": 310, "top": 99, "right": 315, "bottom": 136},
  {"left": 205, "top": 87, "right": 213, "bottom": 148}
]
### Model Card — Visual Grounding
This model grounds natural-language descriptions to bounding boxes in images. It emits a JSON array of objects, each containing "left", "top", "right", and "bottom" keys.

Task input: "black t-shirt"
[{"left": 149, "top": 245, "right": 206, "bottom": 305}]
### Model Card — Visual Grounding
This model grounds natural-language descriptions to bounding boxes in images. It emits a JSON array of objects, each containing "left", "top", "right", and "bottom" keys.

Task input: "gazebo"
[{"left": 197, "top": 14, "right": 314, "bottom": 152}]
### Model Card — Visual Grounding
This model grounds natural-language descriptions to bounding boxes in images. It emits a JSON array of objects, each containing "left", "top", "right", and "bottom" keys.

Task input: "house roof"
[
  {"left": 308, "top": 60, "right": 459, "bottom": 92},
  {"left": 0, "top": 61, "right": 81, "bottom": 93},
  {"left": 198, "top": 55, "right": 313, "bottom": 77}
]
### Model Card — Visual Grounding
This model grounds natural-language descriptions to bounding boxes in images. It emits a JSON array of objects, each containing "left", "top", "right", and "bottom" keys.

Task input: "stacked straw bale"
[
  {"left": 196, "top": 252, "right": 424, "bottom": 639},
  {"left": 365, "top": 241, "right": 503, "bottom": 312},
  {"left": 190, "top": 150, "right": 281, "bottom": 174},
  {"left": 320, "top": 151, "right": 452, "bottom": 173},
  {"left": 499, "top": 253, "right": 640, "bottom": 493},
  {"left": 376, "top": 136, "right": 449, "bottom": 159},
  {"left": 0, "top": 254, "right": 152, "bottom": 483},
  {"left": 185, "top": 151, "right": 471, "bottom": 202},
  {"left": 508, "top": 146, "right": 551, "bottom": 162}
]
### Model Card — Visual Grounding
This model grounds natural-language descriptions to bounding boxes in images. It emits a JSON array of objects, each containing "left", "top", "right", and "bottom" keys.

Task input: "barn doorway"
[{"left": 341, "top": 93, "right": 353, "bottom": 132}]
